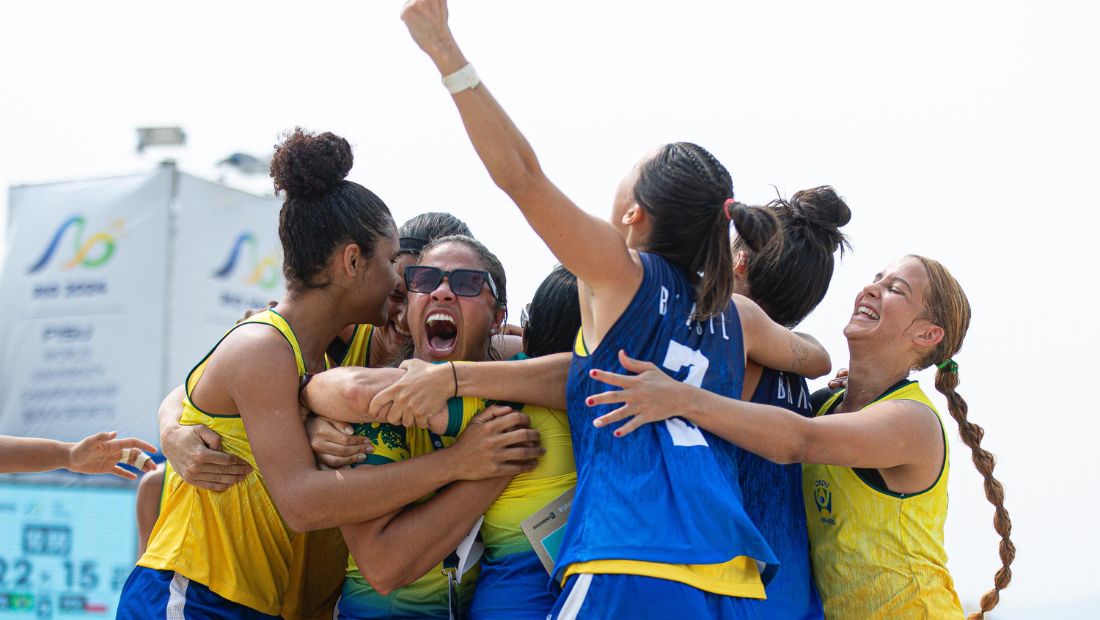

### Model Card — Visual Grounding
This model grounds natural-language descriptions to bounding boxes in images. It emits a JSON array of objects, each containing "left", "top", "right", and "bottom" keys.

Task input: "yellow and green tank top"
[
  {"left": 804, "top": 380, "right": 964, "bottom": 619},
  {"left": 140, "top": 309, "right": 326, "bottom": 616},
  {"left": 343, "top": 404, "right": 479, "bottom": 617},
  {"left": 280, "top": 323, "right": 375, "bottom": 619}
]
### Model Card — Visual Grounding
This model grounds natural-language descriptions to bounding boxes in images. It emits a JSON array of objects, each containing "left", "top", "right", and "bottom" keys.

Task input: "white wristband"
[{"left": 442, "top": 64, "right": 480, "bottom": 94}]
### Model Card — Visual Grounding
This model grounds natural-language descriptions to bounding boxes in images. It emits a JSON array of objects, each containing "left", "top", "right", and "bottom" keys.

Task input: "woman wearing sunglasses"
[
  {"left": 298, "top": 236, "right": 577, "bottom": 619},
  {"left": 119, "top": 129, "right": 539, "bottom": 620},
  {"left": 397, "top": 2, "right": 834, "bottom": 617}
]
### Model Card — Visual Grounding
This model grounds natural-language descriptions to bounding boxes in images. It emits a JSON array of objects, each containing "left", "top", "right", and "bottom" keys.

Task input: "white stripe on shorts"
[
  {"left": 556, "top": 573, "right": 593, "bottom": 620},
  {"left": 167, "top": 572, "right": 190, "bottom": 620}
]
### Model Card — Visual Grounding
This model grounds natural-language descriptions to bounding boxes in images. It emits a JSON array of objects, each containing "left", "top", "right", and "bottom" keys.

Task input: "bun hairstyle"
[
  {"left": 734, "top": 186, "right": 852, "bottom": 327},
  {"left": 634, "top": 142, "right": 780, "bottom": 320},
  {"left": 270, "top": 128, "right": 394, "bottom": 290},
  {"left": 912, "top": 256, "right": 1013, "bottom": 620}
]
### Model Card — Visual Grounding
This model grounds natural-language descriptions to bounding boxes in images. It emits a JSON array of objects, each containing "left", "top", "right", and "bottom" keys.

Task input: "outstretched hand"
[
  {"left": 587, "top": 350, "right": 693, "bottom": 438},
  {"left": 69, "top": 432, "right": 158, "bottom": 480}
]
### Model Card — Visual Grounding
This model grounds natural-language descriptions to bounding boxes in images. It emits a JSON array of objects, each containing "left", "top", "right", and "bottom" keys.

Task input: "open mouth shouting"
[{"left": 425, "top": 310, "right": 459, "bottom": 358}]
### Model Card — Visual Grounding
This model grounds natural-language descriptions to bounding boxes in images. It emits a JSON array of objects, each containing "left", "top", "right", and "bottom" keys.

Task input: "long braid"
[
  {"left": 935, "top": 367, "right": 1015, "bottom": 619},
  {"left": 914, "top": 255, "right": 1015, "bottom": 618}
]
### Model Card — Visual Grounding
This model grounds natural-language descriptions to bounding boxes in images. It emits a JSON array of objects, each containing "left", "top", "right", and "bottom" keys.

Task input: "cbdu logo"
[
  {"left": 212, "top": 233, "right": 280, "bottom": 290},
  {"left": 27, "top": 215, "right": 125, "bottom": 274}
]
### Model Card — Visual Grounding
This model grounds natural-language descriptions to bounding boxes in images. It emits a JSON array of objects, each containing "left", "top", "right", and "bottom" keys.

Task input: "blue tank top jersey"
[
  {"left": 557, "top": 251, "right": 778, "bottom": 583},
  {"left": 733, "top": 368, "right": 824, "bottom": 619}
]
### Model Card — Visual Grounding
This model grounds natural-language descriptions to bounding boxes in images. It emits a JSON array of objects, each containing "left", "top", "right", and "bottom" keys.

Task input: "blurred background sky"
[{"left": 2, "top": 1, "right": 1097, "bottom": 616}]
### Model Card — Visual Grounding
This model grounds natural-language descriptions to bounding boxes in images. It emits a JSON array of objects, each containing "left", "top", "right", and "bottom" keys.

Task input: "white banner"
[
  {"left": 0, "top": 170, "right": 172, "bottom": 443},
  {"left": 164, "top": 175, "right": 284, "bottom": 392}
]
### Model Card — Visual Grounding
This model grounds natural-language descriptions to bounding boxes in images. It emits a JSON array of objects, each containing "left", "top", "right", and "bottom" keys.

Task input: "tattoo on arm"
[{"left": 791, "top": 338, "right": 810, "bottom": 369}]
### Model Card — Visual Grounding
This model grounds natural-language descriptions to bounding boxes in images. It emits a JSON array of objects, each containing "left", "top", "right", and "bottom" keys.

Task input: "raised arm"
[
  {"left": 734, "top": 295, "right": 832, "bottom": 379},
  {"left": 399, "top": 0, "right": 640, "bottom": 293},
  {"left": 587, "top": 351, "right": 941, "bottom": 473},
  {"left": 368, "top": 353, "right": 570, "bottom": 429}
]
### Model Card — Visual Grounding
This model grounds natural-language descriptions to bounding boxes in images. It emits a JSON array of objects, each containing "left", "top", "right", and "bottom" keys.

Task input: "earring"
[{"left": 490, "top": 327, "right": 498, "bottom": 335}]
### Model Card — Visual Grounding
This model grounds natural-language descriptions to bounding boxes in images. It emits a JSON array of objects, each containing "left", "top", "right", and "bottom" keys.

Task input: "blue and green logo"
[
  {"left": 27, "top": 215, "right": 125, "bottom": 274},
  {"left": 213, "top": 233, "right": 280, "bottom": 290}
]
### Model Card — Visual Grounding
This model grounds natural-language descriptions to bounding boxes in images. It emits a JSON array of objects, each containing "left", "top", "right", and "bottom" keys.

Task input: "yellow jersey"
[
  {"left": 804, "top": 381, "right": 964, "bottom": 619},
  {"left": 140, "top": 309, "right": 323, "bottom": 616}
]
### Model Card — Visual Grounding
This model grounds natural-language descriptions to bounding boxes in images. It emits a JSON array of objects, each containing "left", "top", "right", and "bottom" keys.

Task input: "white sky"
[{"left": 2, "top": 1, "right": 1097, "bottom": 616}]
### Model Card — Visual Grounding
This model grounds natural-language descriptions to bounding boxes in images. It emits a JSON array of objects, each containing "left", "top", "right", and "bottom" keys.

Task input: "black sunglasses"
[{"left": 405, "top": 265, "right": 500, "bottom": 300}]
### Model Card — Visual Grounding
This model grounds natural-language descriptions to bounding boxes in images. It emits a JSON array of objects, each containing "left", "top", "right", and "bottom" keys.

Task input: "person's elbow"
[
  {"left": 354, "top": 550, "right": 417, "bottom": 595},
  {"left": 765, "top": 424, "right": 812, "bottom": 465},
  {"left": 803, "top": 349, "right": 832, "bottom": 379},
  {"left": 491, "top": 155, "right": 545, "bottom": 200}
]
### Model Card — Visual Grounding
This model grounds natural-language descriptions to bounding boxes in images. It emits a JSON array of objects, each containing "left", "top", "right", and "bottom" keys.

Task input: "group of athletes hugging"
[{"left": 103, "top": 1, "right": 1018, "bottom": 619}]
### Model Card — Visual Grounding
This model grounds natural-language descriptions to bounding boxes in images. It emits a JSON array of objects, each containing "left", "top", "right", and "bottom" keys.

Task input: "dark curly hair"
[{"left": 270, "top": 127, "right": 395, "bottom": 290}]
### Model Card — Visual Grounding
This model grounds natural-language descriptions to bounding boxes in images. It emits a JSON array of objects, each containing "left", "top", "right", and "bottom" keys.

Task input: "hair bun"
[
  {"left": 789, "top": 186, "right": 851, "bottom": 229},
  {"left": 271, "top": 127, "right": 353, "bottom": 197}
]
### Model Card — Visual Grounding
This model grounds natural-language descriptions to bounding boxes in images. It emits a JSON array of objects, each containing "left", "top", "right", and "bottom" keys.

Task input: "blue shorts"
[
  {"left": 469, "top": 551, "right": 560, "bottom": 620},
  {"left": 548, "top": 573, "right": 764, "bottom": 620},
  {"left": 117, "top": 566, "right": 280, "bottom": 620}
]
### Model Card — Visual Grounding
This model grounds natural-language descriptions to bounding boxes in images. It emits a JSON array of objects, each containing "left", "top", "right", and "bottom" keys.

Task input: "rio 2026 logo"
[
  {"left": 27, "top": 215, "right": 125, "bottom": 275},
  {"left": 212, "top": 233, "right": 280, "bottom": 290}
]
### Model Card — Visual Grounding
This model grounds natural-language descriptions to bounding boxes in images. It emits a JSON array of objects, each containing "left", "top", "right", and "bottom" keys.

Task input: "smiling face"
[
  {"left": 844, "top": 256, "right": 944, "bottom": 363},
  {"left": 406, "top": 241, "right": 503, "bottom": 363}
]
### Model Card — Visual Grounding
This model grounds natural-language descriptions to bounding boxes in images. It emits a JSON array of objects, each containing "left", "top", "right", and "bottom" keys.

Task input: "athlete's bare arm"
[
  {"left": 211, "top": 325, "right": 541, "bottom": 531},
  {"left": 0, "top": 432, "right": 156, "bottom": 478},
  {"left": 345, "top": 406, "right": 523, "bottom": 594},
  {"left": 586, "top": 351, "right": 943, "bottom": 493},
  {"left": 157, "top": 385, "right": 252, "bottom": 491},
  {"left": 400, "top": 0, "right": 642, "bottom": 350},
  {"left": 734, "top": 295, "right": 832, "bottom": 379},
  {"left": 368, "top": 353, "right": 570, "bottom": 429}
]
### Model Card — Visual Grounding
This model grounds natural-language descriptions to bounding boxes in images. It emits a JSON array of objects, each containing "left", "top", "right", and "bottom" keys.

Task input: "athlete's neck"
[
  {"left": 838, "top": 343, "right": 912, "bottom": 413},
  {"left": 272, "top": 291, "right": 349, "bottom": 374}
]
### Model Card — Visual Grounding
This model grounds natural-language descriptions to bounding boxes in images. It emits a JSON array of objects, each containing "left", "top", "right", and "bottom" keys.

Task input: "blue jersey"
[
  {"left": 734, "top": 369, "right": 824, "bottom": 619},
  {"left": 558, "top": 252, "right": 777, "bottom": 583}
]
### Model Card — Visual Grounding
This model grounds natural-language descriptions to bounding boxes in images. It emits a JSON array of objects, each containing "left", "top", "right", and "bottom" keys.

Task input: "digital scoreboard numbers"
[{"left": 0, "top": 483, "right": 136, "bottom": 618}]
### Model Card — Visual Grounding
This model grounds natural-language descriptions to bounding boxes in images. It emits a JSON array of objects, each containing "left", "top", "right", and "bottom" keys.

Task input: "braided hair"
[
  {"left": 912, "top": 255, "right": 1014, "bottom": 619},
  {"left": 633, "top": 142, "right": 780, "bottom": 319}
]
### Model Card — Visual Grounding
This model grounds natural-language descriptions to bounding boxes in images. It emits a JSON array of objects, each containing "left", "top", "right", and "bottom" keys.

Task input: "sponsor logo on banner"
[
  {"left": 26, "top": 215, "right": 126, "bottom": 300},
  {"left": 212, "top": 232, "right": 280, "bottom": 290},
  {"left": 27, "top": 215, "right": 125, "bottom": 274},
  {"left": 211, "top": 232, "right": 283, "bottom": 310}
]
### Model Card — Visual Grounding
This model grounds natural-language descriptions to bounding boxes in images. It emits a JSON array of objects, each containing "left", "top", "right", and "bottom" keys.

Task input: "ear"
[
  {"left": 733, "top": 250, "right": 749, "bottom": 275},
  {"left": 621, "top": 204, "right": 643, "bottom": 226},
  {"left": 340, "top": 243, "right": 362, "bottom": 277},
  {"left": 912, "top": 322, "right": 945, "bottom": 351},
  {"left": 492, "top": 307, "right": 507, "bottom": 333}
]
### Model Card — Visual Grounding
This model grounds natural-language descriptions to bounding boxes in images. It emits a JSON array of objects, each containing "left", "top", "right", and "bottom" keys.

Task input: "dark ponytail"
[
  {"left": 914, "top": 255, "right": 1014, "bottom": 620},
  {"left": 634, "top": 142, "right": 779, "bottom": 319},
  {"left": 734, "top": 186, "right": 852, "bottom": 327},
  {"left": 270, "top": 127, "right": 394, "bottom": 290}
]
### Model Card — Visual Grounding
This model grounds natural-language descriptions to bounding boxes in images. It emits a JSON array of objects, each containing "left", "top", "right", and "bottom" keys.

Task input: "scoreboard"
[{"left": 0, "top": 483, "right": 136, "bottom": 618}]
